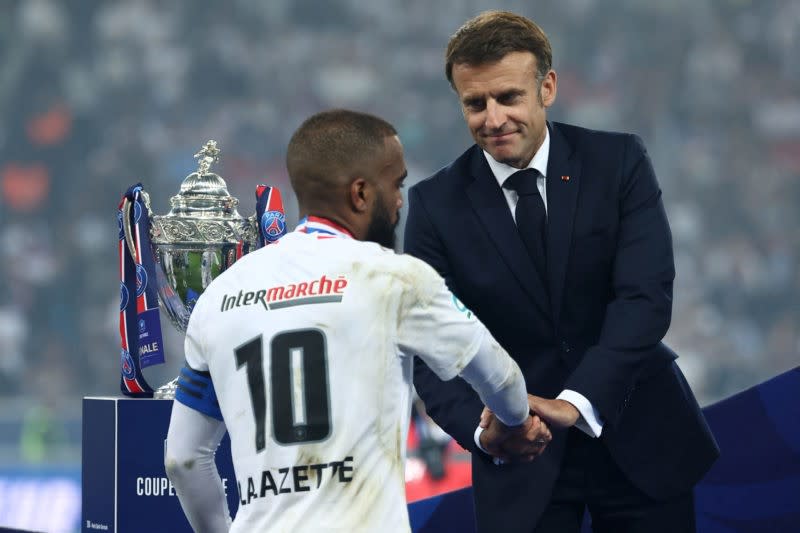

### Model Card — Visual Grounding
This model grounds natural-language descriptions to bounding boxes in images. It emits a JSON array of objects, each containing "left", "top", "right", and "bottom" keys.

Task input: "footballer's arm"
[{"left": 165, "top": 401, "right": 230, "bottom": 533}]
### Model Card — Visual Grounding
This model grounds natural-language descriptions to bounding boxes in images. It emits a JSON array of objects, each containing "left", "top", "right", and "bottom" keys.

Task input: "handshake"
[{"left": 479, "top": 395, "right": 580, "bottom": 463}]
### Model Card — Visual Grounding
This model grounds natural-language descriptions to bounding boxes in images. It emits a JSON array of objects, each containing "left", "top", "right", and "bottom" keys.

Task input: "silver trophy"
[{"left": 123, "top": 141, "right": 259, "bottom": 399}]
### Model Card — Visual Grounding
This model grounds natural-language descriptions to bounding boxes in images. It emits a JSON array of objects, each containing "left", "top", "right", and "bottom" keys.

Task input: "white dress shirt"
[{"left": 473, "top": 129, "right": 603, "bottom": 457}]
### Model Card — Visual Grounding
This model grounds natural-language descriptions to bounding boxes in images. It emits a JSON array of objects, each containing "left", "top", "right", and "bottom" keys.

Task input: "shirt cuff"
[
  {"left": 474, "top": 425, "right": 504, "bottom": 465},
  {"left": 556, "top": 389, "right": 603, "bottom": 438}
]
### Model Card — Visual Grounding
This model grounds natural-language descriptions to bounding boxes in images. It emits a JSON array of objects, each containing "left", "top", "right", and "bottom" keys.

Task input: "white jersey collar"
[{"left": 295, "top": 216, "right": 354, "bottom": 239}]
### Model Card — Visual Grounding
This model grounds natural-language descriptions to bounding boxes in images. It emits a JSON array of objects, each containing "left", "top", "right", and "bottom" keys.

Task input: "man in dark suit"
[{"left": 404, "top": 11, "right": 719, "bottom": 533}]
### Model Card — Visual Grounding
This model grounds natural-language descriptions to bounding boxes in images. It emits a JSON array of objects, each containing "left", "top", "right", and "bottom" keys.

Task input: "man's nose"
[{"left": 485, "top": 100, "right": 506, "bottom": 130}]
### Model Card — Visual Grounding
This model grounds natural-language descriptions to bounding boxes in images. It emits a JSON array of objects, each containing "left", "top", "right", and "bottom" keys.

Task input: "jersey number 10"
[{"left": 234, "top": 329, "right": 332, "bottom": 452}]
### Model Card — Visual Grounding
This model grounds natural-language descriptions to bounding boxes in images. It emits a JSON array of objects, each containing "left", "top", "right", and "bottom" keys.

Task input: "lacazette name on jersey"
[
  {"left": 220, "top": 274, "right": 349, "bottom": 313},
  {"left": 237, "top": 456, "right": 354, "bottom": 507}
]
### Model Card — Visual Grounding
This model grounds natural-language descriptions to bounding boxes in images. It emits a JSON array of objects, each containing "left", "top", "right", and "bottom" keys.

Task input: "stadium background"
[{"left": 0, "top": 0, "right": 797, "bottom": 531}]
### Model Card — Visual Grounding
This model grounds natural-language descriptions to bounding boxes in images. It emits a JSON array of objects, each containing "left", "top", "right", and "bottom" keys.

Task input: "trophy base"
[{"left": 153, "top": 377, "right": 179, "bottom": 400}]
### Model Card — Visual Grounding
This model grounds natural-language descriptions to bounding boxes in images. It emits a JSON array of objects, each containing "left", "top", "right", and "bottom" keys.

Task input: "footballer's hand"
[{"left": 479, "top": 410, "right": 551, "bottom": 462}]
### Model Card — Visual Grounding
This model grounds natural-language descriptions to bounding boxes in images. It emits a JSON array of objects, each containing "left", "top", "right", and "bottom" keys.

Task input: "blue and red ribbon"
[{"left": 117, "top": 184, "right": 165, "bottom": 397}]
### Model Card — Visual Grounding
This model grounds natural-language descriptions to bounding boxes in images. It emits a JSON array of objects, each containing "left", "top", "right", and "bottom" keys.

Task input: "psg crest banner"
[
  {"left": 256, "top": 184, "right": 287, "bottom": 247},
  {"left": 117, "top": 184, "right": 165, "bottom": 397}
]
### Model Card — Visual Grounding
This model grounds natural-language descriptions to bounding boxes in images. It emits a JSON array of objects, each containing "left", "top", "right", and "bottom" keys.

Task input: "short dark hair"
[
  {"left": 286, "top": 109, "right": 397, "bottom": 208},
  {"left": 445, "top": 11, "right": 553, "bottom": 87}
]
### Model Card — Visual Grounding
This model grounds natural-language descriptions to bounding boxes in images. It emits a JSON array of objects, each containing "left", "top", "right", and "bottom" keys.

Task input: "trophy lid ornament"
[
  {"left": 158, "top": 140, "right": 247, "bottom": 228},
  {"left": 195, "top": 140, "right": 220, "bottom": 175}
]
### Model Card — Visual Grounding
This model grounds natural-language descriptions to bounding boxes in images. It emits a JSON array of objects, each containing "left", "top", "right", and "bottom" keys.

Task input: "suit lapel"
[
  {"left": 465, "top": 148, "right": 551, "bottom": 316},
  {"left": 545, "top": 122, "right": 581, "bottom": 324}
]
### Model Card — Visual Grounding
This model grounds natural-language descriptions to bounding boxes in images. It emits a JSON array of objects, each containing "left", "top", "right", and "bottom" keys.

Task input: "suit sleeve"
[
  {"left": 404, "top": 185, "right": 487, "bottom": 451},
  {"left": 565, "top": 135, "right": 676, "bottom": 426}
]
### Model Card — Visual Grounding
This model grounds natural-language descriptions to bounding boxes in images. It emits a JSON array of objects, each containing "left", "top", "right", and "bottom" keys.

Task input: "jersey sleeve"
[
  {"left": 175, "top": 364, "right": 223, "bottom": 421},
  {"left": 175, "top": 294, "right": 223, "bottom": 421},
  {"left": 396, "top": 257, "right": 485, "bottom": 381}
]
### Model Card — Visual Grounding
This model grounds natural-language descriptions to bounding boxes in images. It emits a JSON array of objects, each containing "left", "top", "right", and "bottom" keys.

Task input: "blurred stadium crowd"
[{"left": 0, "top": 0, "right": 797, "bottom": 466}]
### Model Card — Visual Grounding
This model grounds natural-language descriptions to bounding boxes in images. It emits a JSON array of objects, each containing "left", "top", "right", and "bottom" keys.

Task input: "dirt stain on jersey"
[
  {"left": 338, "top": 447, "right": 402, "bottom": 529},
  {"left": 295, "top": 449, "right": 324, "bottom": 469}
]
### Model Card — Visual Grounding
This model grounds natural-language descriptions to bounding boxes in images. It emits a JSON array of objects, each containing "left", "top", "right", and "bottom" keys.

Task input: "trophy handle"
[{"left": 122, "top": 197, "right": 139, "bottom": 263}]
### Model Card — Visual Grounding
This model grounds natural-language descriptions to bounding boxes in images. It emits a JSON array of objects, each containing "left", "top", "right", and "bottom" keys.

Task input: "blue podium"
[{"left": 82, "top": 397, "right": 238, "bottom": 533}]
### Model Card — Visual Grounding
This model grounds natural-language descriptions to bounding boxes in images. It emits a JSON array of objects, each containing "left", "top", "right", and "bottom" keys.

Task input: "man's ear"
[
  {"left": 541, "top": 69, "right": 557, "bottom": 108},
  {"left": 349, "top": 178, "right": 369, "bottom": 213}
]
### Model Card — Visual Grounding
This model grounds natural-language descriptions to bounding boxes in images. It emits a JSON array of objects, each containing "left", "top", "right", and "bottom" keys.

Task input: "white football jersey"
[{"left": 180, "top": 216, "right": 487, "bottom": 533}]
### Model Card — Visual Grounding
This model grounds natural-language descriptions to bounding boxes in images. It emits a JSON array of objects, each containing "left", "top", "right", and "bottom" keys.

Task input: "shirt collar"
[
  {"left": 294, "top": 216, "right": 354, "bottom": 238},
  {"left": 484, "top": 126, "right": 550, "bottom": 188}
]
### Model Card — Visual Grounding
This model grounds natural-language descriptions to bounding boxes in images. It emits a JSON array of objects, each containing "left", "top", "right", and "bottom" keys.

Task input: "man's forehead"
[
  {"left": 453, "top": 51, "right": 539, "bottom": 74},
  {"left": 457, "top": 79, "right": 528, "bottom": 101},
  {"left": 376, "top": 137, "right": 406, "bottom": 172},
  {"left": 453, "top": 54, "right": 538, "bottom": 94}
]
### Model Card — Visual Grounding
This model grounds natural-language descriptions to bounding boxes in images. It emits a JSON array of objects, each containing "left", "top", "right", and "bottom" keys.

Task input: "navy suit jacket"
[{"left": 404, "top": 122, "right": 719, "bottom": 533}]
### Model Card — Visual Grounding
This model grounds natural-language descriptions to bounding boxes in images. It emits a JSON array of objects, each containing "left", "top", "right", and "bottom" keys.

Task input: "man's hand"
[
  {"left": 528, "top": 395, "right": 580, "bottom": 429},
  {"left": 479, "top": 409, "right": 552, "bottom": 462}
]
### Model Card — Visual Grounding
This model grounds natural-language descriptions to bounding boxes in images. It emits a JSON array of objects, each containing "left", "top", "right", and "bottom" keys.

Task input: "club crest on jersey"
[
  {"left": 451, "top": 294, "right": 473, "bottom": 319},
  {"left": 120, "top": 283, "right": 130, "bottom": 310},
  {"left": 138, "top": 318, "right": 146, "bottom": 334},
  {"left": 136, "top": 264, "right": 148, "bottom": 296},
  {"left": 121, "top": 349, "right": 136, "bottom": 379},
  {"left": 261, "top": 210, "right": 286, "bottom": 242}
]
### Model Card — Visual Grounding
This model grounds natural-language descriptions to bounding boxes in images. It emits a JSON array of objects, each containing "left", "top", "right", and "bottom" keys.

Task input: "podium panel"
[{"left": 82, "top": 397, "right": 238, "bottom": 533}]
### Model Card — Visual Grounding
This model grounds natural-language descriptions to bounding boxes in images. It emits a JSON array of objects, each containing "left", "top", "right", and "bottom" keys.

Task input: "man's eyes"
[
  {"left": 497, "top": 93, "right": 522, "bottom": 105},
  {"left": 464, "top": 100, "right": 486, "bottom": 111},
  {"left": 464, "top": 94, "right": 521, "bottom": 110}
]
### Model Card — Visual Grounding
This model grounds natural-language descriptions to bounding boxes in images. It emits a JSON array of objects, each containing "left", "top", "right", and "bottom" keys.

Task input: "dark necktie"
[{"left": 504, "top": 169, "right": 547, "bottom": 279}]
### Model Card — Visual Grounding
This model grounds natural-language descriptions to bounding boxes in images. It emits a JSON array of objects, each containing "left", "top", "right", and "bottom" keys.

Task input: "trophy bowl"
[
  {"left": 122, "top": 141, "right": 259, "bottom": 398},
  {"left": 149, "top": 174, "right": 258, "bottom": 332}
]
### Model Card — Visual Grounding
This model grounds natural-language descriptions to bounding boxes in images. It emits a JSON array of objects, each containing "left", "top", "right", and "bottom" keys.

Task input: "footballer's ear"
[{"left": 349, "top": 177, "right": 370, "bottom": 213}]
